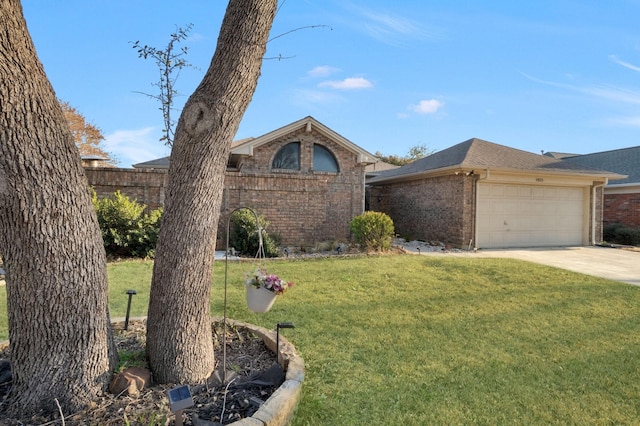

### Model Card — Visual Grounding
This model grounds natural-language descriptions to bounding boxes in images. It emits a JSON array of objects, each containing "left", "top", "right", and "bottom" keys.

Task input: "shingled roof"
[
  {"left": 560, "top": 146, "right": 640, "bottom": 185},
  {"left": 367, "top": 138, "right": 625, "bottom": 184},
  {"left": 133, "top": 117, "right": 377, "bottom": 169},
  {"left": 132, "top": 138, "right": 255, "bottom": 169}
]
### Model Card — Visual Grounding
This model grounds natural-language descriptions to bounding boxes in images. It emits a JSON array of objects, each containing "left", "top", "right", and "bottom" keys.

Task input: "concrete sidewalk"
[{"left": 420, "top": 246, "right": 640, "bottom": 286}]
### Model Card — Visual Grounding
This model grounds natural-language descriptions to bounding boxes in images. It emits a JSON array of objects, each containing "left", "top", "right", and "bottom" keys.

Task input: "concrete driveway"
[
  {"left": 452, "top": 246, "right": 639, "bottom": 286},
  {"left": 475, "top": 247, "right": 640, "bottom": 285}
]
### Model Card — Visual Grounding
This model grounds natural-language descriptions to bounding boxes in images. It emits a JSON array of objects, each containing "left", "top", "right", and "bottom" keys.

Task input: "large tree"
[
  {"left": 60, "top": 100, "right": 116, "bottom": 165},
  {"left": 0, "top": 0, "right": 118, "bottom": 417},
  {"left": 146, "top": 0, "right": 277, "bottom": 383}
]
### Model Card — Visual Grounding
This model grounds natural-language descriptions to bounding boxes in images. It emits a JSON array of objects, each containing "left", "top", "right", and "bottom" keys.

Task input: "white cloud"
[
  {"left": 610, "top": 55, "right": 640, "bottom": 73},
  {"left": 341, "top": 5, "right": 443, "bottom": 47},
  {"left": 291, "top": 89, "right": 345, "bottom": 105},
  {"left": 318, "top": 77, "right": 373, "bottom": 90},
  {"left": 409, "top": 99, "right": 444, "bottom": 114},
  {"left": 584, "top": 84, "right": 640, "bottom": 104},
  {"left": 522, "top": 72, "right": 640, "bottom": 105},
  {"left": 103, "top": 127, "right": 169, "bottom": 167},
  {"left": 604, "top": 115, "right": 640, "bottom": 127},
  {"left": 307, "top": 65, "right": 340, "bottom": 78},
  {"left": 364, "top": 11, "right": 423, "bottom": 39}
]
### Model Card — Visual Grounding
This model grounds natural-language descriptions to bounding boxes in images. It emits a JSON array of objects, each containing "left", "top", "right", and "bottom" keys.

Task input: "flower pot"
[{"left": 245, "top": 284, "right": 277, "bottom": 313}]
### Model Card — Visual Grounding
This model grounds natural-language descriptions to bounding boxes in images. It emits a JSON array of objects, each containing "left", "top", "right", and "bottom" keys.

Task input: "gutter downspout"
[
  {"left": 591, "top": 178, "right": 608, "bottom": 245},
  {"left": 473, "top": 169, "right": 490, "bottom": 251}
]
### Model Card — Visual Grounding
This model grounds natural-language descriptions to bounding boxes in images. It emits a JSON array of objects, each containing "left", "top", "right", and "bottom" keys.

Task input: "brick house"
[
  {"left": 553, "top": 146, "right": 640, "bottom": 228},
  {"left": 88, "top": 116, "right": 377, "bottom": 248},
  {"left": 367, "top": 138, "right": 624, "bottom": 249}
]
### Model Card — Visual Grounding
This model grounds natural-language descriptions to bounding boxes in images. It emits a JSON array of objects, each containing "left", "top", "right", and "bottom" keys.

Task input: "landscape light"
[
  {"left": 124, "top": 290, "right": 137, "bottom": 331},
  {"left": 276, "top": 322, "right": 295, "bottom": 365}
]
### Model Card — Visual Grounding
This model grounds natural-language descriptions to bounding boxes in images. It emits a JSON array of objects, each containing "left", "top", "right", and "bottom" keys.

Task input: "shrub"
[
  {"left": 228, "top": 209, "right": 279, "bottom": 257},
  {"left": 604, "top": 223, "right": 640, "bottom": 246},
  {"left": 349, "top": 211, "right": 395, "bottom": 251},
  {"left": 93, "top": 191, "right": 162, "bottom": 258}
]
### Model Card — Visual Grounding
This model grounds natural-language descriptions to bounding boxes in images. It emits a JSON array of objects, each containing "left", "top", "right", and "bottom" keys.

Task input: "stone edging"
[
  {"left": 0, "top": 318, "right": 305, "bottom": 425},
  {"left": 214, "top": 317, "right": 305, "bottom": 426}
]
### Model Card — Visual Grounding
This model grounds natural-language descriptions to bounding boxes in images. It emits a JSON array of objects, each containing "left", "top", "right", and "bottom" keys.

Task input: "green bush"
[
  {"left": 228, "top": 209, "right": 279, "bottom": 257},
  {"left": 604, "top": 223, "right": 640, "bottom": 246},
  {"left": 92, "top": 191, "right": 162, "bottom": 258},
  {"left": 349, "top": 211, "right": 395, "bottom": 251}
]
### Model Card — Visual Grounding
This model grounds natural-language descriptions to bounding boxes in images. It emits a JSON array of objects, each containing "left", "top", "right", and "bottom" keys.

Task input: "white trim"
[
  {"left": 592, "top": 180, "right": 607, "bottom": 245},
  {"left": 231, "top": 116, "right": 377, "bottom": 165},
  {"left": 605, "top": 182, "right": 640, "bottom": 195}
]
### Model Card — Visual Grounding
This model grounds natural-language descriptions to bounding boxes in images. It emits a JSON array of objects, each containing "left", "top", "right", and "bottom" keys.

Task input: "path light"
[
  {"left": 124, "top": 289, "right": 137, "bottom": 331},
  {"left": 276, "top": 322, "right": 295, "bottom": 365},
  {"left": 167, "top": 384, "right": 194, "bottom": 426}
]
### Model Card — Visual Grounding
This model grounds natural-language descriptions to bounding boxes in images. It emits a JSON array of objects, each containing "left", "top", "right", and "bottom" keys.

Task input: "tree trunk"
[
  {"left": 147, "top": 0, "right": 277, "bottom": 383},
  {"left": 0, "top": 0, "right": 118, "bottom": 417}
]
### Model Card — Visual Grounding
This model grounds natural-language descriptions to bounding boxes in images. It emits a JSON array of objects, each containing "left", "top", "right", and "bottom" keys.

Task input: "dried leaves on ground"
[{"left": 0, "top": 319, "right": 281, "bottom": 425}]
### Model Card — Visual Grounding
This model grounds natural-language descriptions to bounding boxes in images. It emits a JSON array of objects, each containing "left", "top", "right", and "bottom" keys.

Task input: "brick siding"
[
  {"left": 85, "top": 127, "right": 365, "bottom": 249},
  {"left": 219, "top": 127, "right": 364, "bottom": 248},
  {"left": 604, "top": 192, "right": 640, "bottom": 227},
  {"left": 369, "top": 177, "right": 606, "bottom": 248},
  {"left": 368, "top": 174, "right": 475, "bottom": 248},
  {"left": 84, "top": 167, "right": 168, "bottom": 210}
]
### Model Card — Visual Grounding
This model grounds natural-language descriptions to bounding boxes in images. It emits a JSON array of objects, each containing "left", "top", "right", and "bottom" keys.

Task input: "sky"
[{"left": 20, "top": 0, "right": 640, "bottom": 167}]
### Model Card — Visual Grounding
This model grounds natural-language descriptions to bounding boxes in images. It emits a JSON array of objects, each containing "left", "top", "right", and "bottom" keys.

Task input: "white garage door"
[{"left": 477, "top": 183, "right": 584, "bottom": 248}]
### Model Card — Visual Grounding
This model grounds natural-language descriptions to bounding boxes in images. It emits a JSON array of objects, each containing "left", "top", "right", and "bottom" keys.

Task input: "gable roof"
[
  {"left": 560, "top": 146, "right": 640, "bottom": 185},
  {"left": 231, "top": 116, "right": 376, "bottom": 164},
  {"left": 368, "top": 138, "right": 625, "bottom": 184},
  {"left": 133, "top": 116, "right": 376, "bottom": 169}
]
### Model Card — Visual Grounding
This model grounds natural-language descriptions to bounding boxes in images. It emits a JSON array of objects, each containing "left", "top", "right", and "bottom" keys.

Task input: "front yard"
[{"left": 2, "top": 254, "right": 640, "bottom": 424}]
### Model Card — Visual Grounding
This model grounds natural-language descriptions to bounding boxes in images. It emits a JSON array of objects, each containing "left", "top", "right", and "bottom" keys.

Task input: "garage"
[
  {"left": 367, "top": 138, "right": 622, "bottom": 249},
  {"left": 476, "top": 183, "right": 585, "bottom": 248}
]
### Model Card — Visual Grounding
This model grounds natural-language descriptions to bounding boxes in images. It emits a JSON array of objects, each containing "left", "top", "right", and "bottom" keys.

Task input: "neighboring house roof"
[
  {"left": 132, "top": 156, "right": 170, "bottom": 169},
  {"left": 367, "top": 138, "right": 626, "bottom": 184},
  {"left": 543, "top": 151, "right": 579, "bottom": 159},
  {"left": 81, "top": 154, "right": 116, "bottom": 168},
  {"left": 560, "top": 146, "right": 640, "bottom": 185},
  {"left": 365, "top": 160, "right": 399, "bottom": 178},
  {"left": 133, "top": 116, "right": 377, "bottom": 169}
]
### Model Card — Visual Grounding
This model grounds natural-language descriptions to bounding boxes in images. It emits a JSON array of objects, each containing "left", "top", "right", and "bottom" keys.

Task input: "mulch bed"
[{"left": 0, "top": 319, "right": 281, "bottom": 425}]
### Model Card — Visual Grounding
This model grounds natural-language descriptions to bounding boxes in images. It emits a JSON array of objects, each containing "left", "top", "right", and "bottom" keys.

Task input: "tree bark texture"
[
  {"left": 147, "top": 0, "right": 277, "bottom": 384},
  {"left": 0, "top": 0, "right": 118, "bottom": 416}
]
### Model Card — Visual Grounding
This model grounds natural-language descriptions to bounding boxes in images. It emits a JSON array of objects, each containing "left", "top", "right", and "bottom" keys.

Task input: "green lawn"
[{"left": 2, "top": 254, "right": 640, "bottom": 424}]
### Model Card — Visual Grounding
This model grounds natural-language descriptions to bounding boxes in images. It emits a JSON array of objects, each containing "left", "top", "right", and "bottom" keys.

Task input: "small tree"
[
  {"left": 376, "top": 143, "right": 435, "bottom": 166},
  {"left": 132, "top": 24, "right": 196, "bottom": 146},
  {"left": 350, "top": 211, "right": 395, "bottom": 251},
  {"left": 60, "top": 100, "right": 116, "bottom": 165},
  {"left": 228, "top": 209, "right": 279, "bottom": 257}
]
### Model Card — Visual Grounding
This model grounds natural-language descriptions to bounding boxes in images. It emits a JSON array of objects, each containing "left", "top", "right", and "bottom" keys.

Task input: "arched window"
[
  {"left": 272, "top": 142, "right": 300, "bottom": 170},
  {"left": 313, "top": 144, "right": 339, "bottom": 172}
]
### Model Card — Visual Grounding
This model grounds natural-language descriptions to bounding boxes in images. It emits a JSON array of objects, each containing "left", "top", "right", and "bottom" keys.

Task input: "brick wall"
[
  {"left": 84, "top": 167, "right": 168, "bottom": 210},
  {"left": 368, "top": 174, "right": 475, "bottom": 247},
  {"left": 85, "top": 127, "right": 366, "bottom": 249},
  {"left": 604, "top": 192, "right": 640, "bottom": 227},
  {"left": 218, "top": 127, "right": 365, "bottom": 248}
]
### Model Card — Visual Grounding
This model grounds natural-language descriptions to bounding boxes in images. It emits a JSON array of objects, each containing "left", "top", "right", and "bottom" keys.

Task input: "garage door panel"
[{"left": 477, "top": 183, "right": 584, "bottom": 248}]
